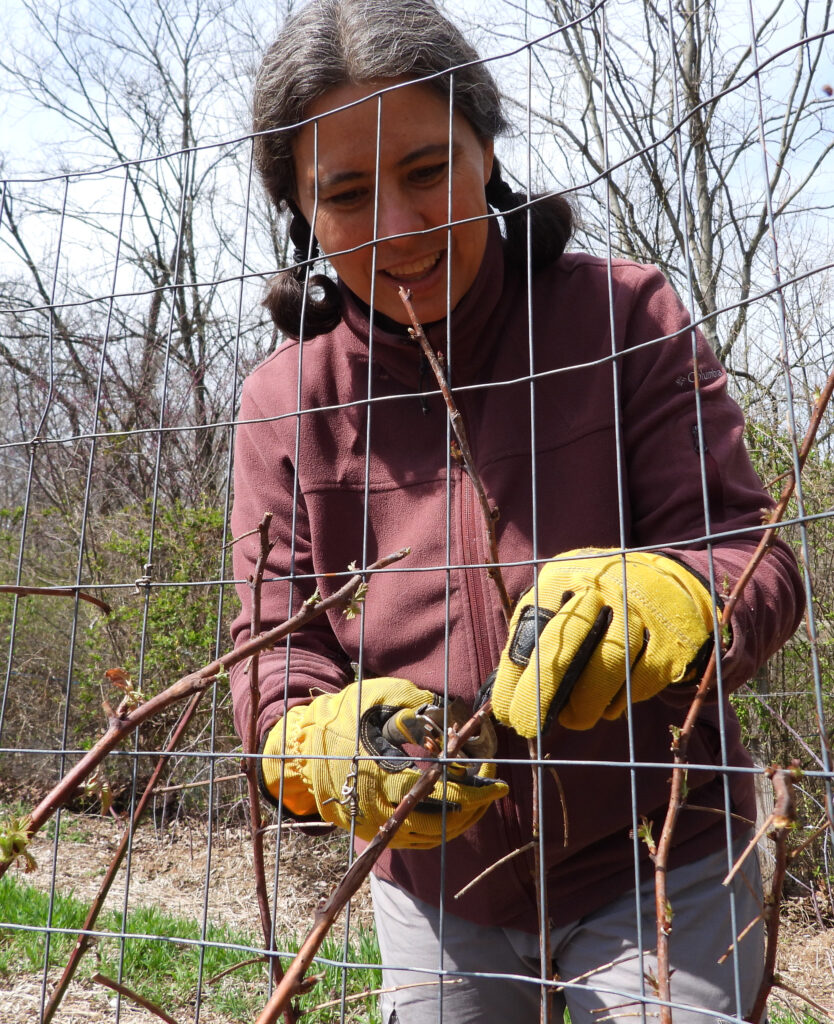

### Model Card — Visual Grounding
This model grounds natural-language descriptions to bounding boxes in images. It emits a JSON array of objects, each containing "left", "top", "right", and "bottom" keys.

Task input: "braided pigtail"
[
  {"left": 485, "top": 159, "right": 574, "bottom": 271},
  {"left": 262, "top": 208, "right": 343, "bottom": 339}
]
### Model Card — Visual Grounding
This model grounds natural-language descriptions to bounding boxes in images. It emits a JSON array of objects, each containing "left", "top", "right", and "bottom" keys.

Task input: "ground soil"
[{"left": 2, "top": 814, "right": 832, "bottom": 1022}]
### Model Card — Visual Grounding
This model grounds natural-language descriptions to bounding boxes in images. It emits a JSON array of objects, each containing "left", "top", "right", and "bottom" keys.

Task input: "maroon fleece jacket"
[{"left": 230, "top": 223, "right": 804, "bottom": 932}]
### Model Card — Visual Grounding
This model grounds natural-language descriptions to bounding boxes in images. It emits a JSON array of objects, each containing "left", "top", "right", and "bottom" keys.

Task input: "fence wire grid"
[{"left": 1, "top": 0, "right": 833, "bottom": 1022}]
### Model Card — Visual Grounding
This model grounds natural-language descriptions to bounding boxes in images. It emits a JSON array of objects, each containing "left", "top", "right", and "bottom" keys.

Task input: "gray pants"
[{"left": 371, "top": 836, "right": 764, "bottom": 1024}]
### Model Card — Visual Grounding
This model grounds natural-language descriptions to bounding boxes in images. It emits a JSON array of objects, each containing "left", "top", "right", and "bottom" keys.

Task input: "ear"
[{"left": 482, "top": 139, "right": 495, "bottom": 185}]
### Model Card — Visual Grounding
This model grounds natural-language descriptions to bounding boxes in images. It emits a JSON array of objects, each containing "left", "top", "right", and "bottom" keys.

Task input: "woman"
[{"left": 230, "top": 2, "right": 805, "bottom": 1022}]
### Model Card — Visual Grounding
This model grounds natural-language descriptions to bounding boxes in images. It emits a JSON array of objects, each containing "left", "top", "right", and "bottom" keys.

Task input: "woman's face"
[{"left": 292, "top": 79, "right": 494, "bottom": 325}]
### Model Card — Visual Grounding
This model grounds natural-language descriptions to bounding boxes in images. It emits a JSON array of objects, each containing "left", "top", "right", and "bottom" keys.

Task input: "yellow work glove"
[
  {"left": 260, "top": 678, "right": 508, "bottom": 849},
  {"left": 492, "top": 549, "right": 716, "bottom": 735}
]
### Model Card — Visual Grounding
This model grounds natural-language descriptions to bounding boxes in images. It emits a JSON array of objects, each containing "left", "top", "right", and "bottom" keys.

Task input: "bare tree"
[
  {"left": 0, "top": 0, "right": 290, "bottom": 508},
  {"left": 479, "top": 0, "right": 832, "bottom": 401}
]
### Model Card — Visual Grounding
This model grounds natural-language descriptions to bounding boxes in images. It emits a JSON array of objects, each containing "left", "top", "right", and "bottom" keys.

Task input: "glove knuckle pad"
[{"left": 508, "top": 605, "right": 556, "bottom": 667}]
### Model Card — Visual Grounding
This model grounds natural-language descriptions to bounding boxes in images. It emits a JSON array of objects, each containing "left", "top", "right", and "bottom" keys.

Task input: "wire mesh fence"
[{"left": 1, "top": 0, "right": 832, "bottom": 1021}]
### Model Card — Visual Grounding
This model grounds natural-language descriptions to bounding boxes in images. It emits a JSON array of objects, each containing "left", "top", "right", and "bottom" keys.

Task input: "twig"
[
  {"left": 42, "top": 692, "right": 204, "bottom": 1023},
  {"left": 155, "top": 772, "right": 245, "bottom": 795},
  {"left": 653, "top": 360, "right": 834, "bottom": 1024},
  {"left": 722, "top": 811, "right": 777, "bottom": 886},
  {"left": 455, "top": 763, "right": 569, "bottom": 902},
  {"left": 735, "top": 683, "right": 823, "bottom": 768},
  {"left": 399, "top": 287, "right": 512, "bottom": 621},
  {"left": 253, "top": 699, "right": 494, "bottom": 1024},
  {"left": 453, "top": 841, "right": 536, "bottom": 899},
  {"left": 679, "top": 804, "right": 755, "bottom": 827},
  {"left": 91, "top": 972, "right": 180, "bottom": 1024},
  {"left": 244, "top": 512, "right": 296, "bottom": 1023},
  {"left": 207, "top": 956, "right": 268, "bottom": 984},
  {"left": 554, "top": 950, "right": 644, "bottom": 991},
  {"left": 591, "top": 1002, "right": 648, "bottom": 1021},
  {"left": 545, "top": 762, "right": 570, "bottom": 848},
  {"left": 0, "top": 547, "right": 410, "bottom": 881},
  {"left": 716, "top": 360, "right": 834, "bottom": 630},
  {"left": 0, "top": 584, "right": 111, "bottom": 614},
  {"left": 302, "top": 977, "right": 463, "bottom": 1015},
  {"left": 225, "top": 525, "right": 261, "bottom": 549},
  {"left": 717, "top": 912, "right": 764, "bottom": 965},
  {"left": 786, "top": 816, "right": 831, "bottom": 862}
]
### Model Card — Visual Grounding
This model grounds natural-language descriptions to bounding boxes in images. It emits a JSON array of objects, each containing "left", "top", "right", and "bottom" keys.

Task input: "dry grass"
[{"left": 22, "top": 813, "right": 375, "bottom": 937}]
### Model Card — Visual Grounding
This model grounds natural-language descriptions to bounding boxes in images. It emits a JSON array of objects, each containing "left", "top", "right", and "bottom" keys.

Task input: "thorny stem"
[
  {"left": 42, "top": 692, "right": 204, "bottom": 1023},
  {"left": 0, "top": 547, "right": 410, "bottom": 882},
  {"left": 747, "top": 766, "right": 798, "bottom": 1024},
  {"left": 245, "top": 513, "right": 296, "bottom": 1023},
  {"left": 653, "top": 360, "right": 834, "bottom": 1024},
  {"left": 254, "top": 699, "right": 494, "bottom": 1024},
  {"left": 399, "top": 287, "right": 513, "bottom": 622},
  {"left": 399, "top": 288, "right": 554, "bottom": 1022}
]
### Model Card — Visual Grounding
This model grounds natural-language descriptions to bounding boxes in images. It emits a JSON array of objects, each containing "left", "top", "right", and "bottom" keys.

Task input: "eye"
[
  {"left": 408, "top": 162, "right": 448, "bottom": 186},
  {"left": 324, "top": 186, "right": 369, "bottom": 208}
]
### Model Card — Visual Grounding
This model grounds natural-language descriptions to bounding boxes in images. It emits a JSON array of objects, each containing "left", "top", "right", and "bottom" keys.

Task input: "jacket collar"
[{"left": 339, "top": 219, "right": 507, "bottom": 389}]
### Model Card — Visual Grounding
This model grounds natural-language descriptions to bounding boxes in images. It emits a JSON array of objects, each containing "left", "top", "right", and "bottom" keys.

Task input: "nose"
[{"left": 375, "top": 190, "right": 427, "bottom": 248}]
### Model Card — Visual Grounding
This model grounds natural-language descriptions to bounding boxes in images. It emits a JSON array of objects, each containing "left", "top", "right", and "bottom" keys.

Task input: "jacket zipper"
[
  {"left": 456, "top": 434, "right": 535, "bottom": 912},
  {"left": 459, "top": 467, "right": 493, "bottom": 685}
]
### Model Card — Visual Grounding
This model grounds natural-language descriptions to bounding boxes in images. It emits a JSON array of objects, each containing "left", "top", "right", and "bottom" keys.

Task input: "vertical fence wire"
[
  {"left": 0, "top": 2, "right": 832, "bottom": 1023},
  {"left": 662, "top": 3, "right": 747, "bottom": 1016}
]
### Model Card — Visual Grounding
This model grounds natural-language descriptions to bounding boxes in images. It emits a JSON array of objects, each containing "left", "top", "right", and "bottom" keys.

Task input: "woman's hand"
[
  {"left": 260, "top": 678, "right": 508, "bottom": 849},
  {"left": 491, "top": 549, "right": 717, "bottom": 735}
]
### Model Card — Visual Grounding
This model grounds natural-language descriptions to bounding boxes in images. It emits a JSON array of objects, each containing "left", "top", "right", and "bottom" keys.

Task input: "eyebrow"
[
  {"left": 396, "top": 143, "right": 454, "bottom": 168},
  {"left": 316, "top": 169, "right": 366, "bottom": 192},
  {"left": 314, "top": 143, "right": 457, "bottom": 192}
]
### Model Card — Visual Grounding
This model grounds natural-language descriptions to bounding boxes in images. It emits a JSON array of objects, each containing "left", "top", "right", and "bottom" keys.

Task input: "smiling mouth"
[{"left": 382, "top": 251, "right": 443, "bottom": 282}]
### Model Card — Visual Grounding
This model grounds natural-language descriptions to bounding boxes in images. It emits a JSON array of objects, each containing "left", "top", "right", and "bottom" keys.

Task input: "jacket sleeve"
[
  {"left": 619, "top": 266, "right": 805, "bottom": 693},
  {"left": 229, "top": 373, "right": 353, "bottom": 746}
]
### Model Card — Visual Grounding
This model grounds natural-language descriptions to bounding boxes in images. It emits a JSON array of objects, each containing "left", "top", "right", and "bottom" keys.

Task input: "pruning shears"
[{"left": 381, "top": 697, "right": 498, "bottom": 781}]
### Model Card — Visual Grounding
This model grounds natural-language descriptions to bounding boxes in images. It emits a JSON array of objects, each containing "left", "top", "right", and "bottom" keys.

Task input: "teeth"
[{"left": 385, "top": 253, "right": 441, "bottom": 279}]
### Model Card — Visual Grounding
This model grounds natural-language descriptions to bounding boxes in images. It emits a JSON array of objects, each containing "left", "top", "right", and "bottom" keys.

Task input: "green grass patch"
[
  {"left": 0, "top": 874, "right": 381, "bottom": 1021},
  {"left": 769, "top": 1005, "right": 827, "bottom": 1024}
]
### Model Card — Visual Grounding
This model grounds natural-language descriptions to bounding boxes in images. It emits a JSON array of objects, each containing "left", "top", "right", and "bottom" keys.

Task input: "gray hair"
[{"left": 252, "top": 0, "right": 509, "bottom": 209}]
